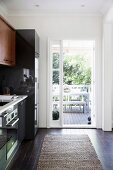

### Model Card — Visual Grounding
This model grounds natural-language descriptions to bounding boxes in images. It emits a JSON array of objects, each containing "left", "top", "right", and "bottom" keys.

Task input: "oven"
[{"left": 0, "top": 104, "right": 19, "bottom": 160}]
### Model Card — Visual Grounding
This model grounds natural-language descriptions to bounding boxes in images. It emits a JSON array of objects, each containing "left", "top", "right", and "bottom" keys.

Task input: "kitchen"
[
  {"left": 0, "top": 16, "right": 39, "bottom": 169},
  {"left": 0, "top": 0, "right": 113, "bottom": 170}
]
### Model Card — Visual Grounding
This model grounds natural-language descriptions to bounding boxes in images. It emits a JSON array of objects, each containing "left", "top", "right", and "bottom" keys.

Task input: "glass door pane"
[{"left": 51, "top": 41, "right": 61, "bottom": 123}]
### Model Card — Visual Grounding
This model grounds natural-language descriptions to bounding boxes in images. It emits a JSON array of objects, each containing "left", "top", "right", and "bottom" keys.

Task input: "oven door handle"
[
  {"left": 11, "top": 118, "right": 19, "bottom": 127},
  {"left": 7, "top": 118, "right": 19, "bottom": 127}
]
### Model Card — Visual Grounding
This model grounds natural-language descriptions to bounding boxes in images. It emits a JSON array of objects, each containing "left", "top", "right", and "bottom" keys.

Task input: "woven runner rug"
[{"left": 37, "top": 135, "right": 103, "bottom": 170}]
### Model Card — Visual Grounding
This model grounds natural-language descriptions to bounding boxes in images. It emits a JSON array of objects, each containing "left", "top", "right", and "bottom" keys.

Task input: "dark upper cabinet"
[
  {"left": 17, "top": 29, "right": 39, "bottom": 54},
  {"left": 0, "top": 17, "right": 16, "bottom": 66},
  {"left": 16, "top": 29, "right": 39, "bottom": 69},
  {"left": 16, "top": 33, "right": 34, "bottom": 69}
]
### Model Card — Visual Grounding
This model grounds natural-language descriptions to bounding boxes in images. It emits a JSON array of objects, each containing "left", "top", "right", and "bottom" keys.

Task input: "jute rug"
[{"left": 37, "top": 135, "right": 103, "bottom": 170}]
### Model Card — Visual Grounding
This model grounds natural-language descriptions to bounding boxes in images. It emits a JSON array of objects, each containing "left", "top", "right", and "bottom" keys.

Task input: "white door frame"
[{"left": 47, "top": 38, "right": 102, "bottom": 129}]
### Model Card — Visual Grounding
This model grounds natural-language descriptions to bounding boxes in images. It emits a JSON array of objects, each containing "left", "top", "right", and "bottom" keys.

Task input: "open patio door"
[{"left": 48, "top": 40, "right": 96, "bottom": 128}]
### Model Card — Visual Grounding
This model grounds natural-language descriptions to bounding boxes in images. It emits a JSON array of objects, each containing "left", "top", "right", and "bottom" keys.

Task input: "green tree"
[
  {"left": 63, "top": 55, "right": 91, "bottom": 85},
  {"left": 53, "top": 53, "right": 59, "bottom": 69},
  {"left": 52, "top": 53, "right": 91, "bottom": 85},
  {"left": 53, "top": 71, "right": 59, "bottom": 84},
  {"left": 52, "top": 53, "right": 60, "bottom": 84}
]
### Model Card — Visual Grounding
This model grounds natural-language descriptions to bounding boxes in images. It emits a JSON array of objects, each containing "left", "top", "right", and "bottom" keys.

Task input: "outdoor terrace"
[{"left": 52, "top": 85, "right": 91, "bottom": 125}]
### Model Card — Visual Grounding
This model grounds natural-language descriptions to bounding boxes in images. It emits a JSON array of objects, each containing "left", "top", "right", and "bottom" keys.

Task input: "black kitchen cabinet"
[
  {"left": 16, "top": 30, "right": 39, "bottom": 69},
  {"left": 18, "top": 99, "right": 26, "bottom": 143},
  {"left": 16, "top": 29, "right": 39, "bottom": 140},
  {"left": 25, "top": 94, "right": 35, "bottom": 139},
  {"left": 16, "top": 33, "right": 34, "bottom": 69},
  {"left": 16, "top": 29, "right": 39, "bottom": 53}
]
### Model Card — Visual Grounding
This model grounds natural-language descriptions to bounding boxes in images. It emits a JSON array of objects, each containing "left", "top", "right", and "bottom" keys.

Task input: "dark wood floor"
[{"left": 10, "top": 129, "right": 113, "bottom": 170}]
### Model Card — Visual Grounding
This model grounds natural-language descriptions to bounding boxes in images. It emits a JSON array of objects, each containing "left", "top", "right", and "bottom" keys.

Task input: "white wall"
[
  {"left": 102, "top": 7, "right": 113, "bottom": 131},
  {"left": 102, "top": 23, "right": 113, "bottom": 131},
  {"left": 7, "top": 14, "right": 102, "bottom": 127}
]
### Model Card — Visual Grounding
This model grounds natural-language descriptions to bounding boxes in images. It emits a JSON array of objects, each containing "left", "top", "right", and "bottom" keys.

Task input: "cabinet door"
[
  {"left": 8, "top": 28, "right": 15, "bottom": 66},
  {"left": 0, "top": 18, "right": 15, "bottom": 66},
  {"left": 18, "top": 100, "right": 26, "bottom": 143},
  {"left": 16, "top": 32, "right": 34, "bottom": 68},
  {"left": 11, "top": 30, "right": 16, "bottom": 65},
  {"left": 0, "top": 18, "right": 7, "bottom": 64}
]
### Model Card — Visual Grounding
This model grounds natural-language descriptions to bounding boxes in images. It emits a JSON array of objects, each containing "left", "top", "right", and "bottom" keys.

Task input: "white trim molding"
[{"left": 102, "top": 22, "right": 113, "bottom": 131}]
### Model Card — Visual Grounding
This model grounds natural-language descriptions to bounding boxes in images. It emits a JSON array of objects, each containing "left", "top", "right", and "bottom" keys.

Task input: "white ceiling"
[{"left": 0, "top": 0, "right": 113, "bottom": 15}]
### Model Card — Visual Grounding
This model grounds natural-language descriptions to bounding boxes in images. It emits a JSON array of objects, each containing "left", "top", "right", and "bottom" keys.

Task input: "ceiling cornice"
[
  {"left": 7, "top": 10, "right": 102, "bottom": 17},
  {"left": 0, "top": 1, "right": 104, "bottom": 18}
]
